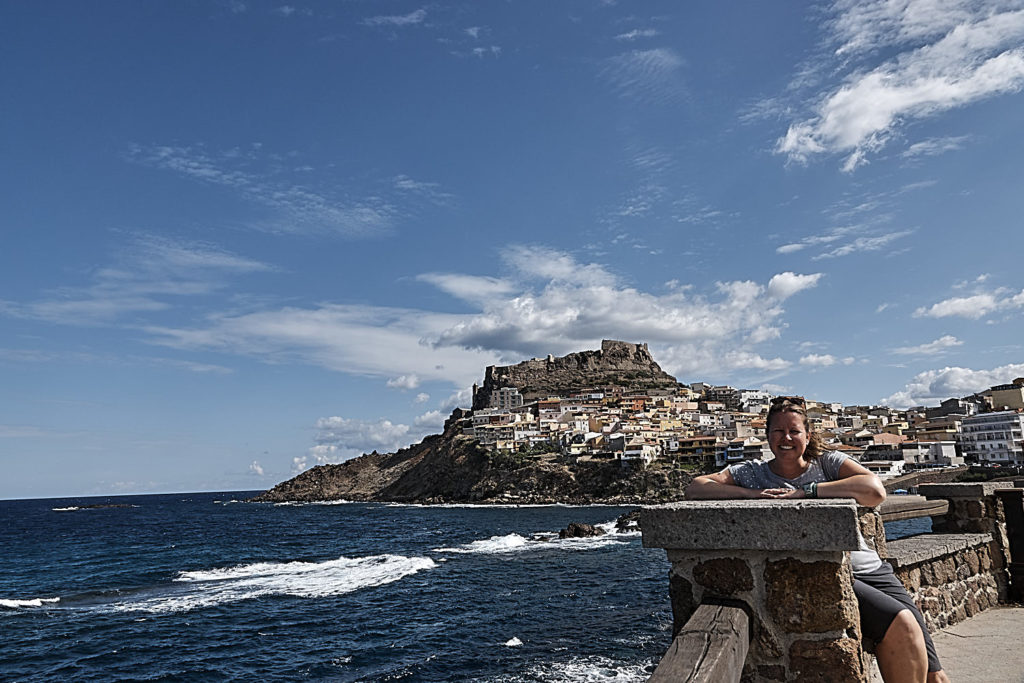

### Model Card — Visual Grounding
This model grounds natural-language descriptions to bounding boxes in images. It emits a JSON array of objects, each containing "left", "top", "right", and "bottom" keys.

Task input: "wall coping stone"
[
  {"left": 918, "top": 482, "right": 1014, "bottom": 497},
  {"left": 641, "top": 499, "right": 860, "bottom": 552},
  {"left": 887, "top": 533, "right": 993, "bottom": 567}
]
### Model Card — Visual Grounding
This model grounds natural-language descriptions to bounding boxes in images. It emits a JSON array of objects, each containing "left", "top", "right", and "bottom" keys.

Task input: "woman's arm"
[
  {"left": 818, "top": 458, "right": 887, "bottom": 507},
  {"left": 685, "top": 469, "right": 765, "bottom": 499}
]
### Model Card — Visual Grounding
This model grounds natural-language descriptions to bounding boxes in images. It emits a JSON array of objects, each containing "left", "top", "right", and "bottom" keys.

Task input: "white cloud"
[
  {"left": 119, "top": 244, "right": 823, "bottom": 395},
  {"left": 892, "top": 335, "right": 964, "bottom": 355},
  {"left": 413, "top": 410, "right": 445, "bottom": 429},
  {"left": 1, "top": 234, "right": 273, "bottom": 325},
  {"left": 800, "top": 354, "right": 837, "bottom": 367},
  {"left": 602, "top": 48, "right": 685, "bottom": 104},
  {"left": 767, "top": 272, "right": 824, "bottom": 299},
  {"left": 275, "top": 6, "right": 296, "bottom": 17},
  {"left": 881, "top": 361, "right": 1024, "bottom": 408},
  {"left": 363, "top": 9, "right": 426, "bottom": 27},
  {"left": 249, "top": 460, "right": 265, "bottom": 476},
  {"left": 776, "top": 2, "right": 1024, "bottom": 170},
  {"left": 812, "top": 230, "right": 915, "bottom": 259},
  {"left": 913, "top": 288, "right": 1024, "bottom": 319},
  {"left": 414, "top": 392, "right": 430, "bottom": 403},
  {"left": 902, "top": 135, "right": 971, "bottom": 158},
  {"left": 387, "top": 374, "right": 421, "bottom": 390},
  {"left": 300, "top": 415, "right": 436, "bottom": 470},
  {"left": 131, "top": 145, "right": 395, "bottom": 237},
  {"left": 615, "top": 28, "right": 659, "bottom": 41},
  {"left": 465, "top": 26, "right": 482, "bottom": 39}
]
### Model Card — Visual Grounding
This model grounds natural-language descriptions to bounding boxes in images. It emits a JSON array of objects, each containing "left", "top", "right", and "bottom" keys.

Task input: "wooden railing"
[{"left": 649, "top": 603, "right": 750, "bottom": 683}]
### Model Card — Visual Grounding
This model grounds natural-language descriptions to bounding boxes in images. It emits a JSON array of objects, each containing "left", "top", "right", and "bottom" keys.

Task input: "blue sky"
[{"left": 4, "top": 0, "right": 1024, "bottom": 499}]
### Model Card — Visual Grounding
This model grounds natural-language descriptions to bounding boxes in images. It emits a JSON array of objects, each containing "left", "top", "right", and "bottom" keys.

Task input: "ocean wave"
[
  {"left": 51, "top": 506, "right": 80, "bottom": 511},
  {"left": 595, "top": 520, "right": 641, "bottom": 538},
  {"left": 272, "top": 499, "right": 353, "bottom": 506},
  {"left": 434, "top": 533, "right": 532, "bottom": 554},
  {"left": 433, "top": 531, "right": 626, "bottom": 555},
  {"left": 108, "top": 554, "right": 435, "bottom": 614},
  {"left": 489, "top": 655, "right": 652, "bottom": 682},
  {"left": 0, "top": 597, "right": 60, "bottom": 609}
]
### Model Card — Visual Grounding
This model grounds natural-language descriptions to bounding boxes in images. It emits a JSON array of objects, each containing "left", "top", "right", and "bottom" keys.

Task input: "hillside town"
[{"left": 457, "top": 379, "right": 1024, "bottom": 478}]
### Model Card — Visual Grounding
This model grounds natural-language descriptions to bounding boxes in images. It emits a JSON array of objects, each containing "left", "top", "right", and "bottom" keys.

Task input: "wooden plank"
[
  {"left": 878, "top": 495, "right": 948, "bottom": 523},
  {"left": 649, "top": 603, "right": 749, "bottom": 683}
]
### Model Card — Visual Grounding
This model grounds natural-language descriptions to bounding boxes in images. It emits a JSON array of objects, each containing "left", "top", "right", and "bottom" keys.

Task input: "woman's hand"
[{"left": 759, "top": 487, "right": 805, "bottom": 499}]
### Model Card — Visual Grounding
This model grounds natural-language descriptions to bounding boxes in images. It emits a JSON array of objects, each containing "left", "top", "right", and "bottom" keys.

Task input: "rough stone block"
[
  {"left": 764, "top": 559, "right": 858, "bottom": 633},
  {"left": 754, "top": 664, "right": 786, "bottom": 681},
  {"left": 669, "top": 572, "right": 695, "bottom": 636},
  {"left": 789, "top": 638, "right": 864, "bottom": 683},
  {"left": 919, "top": 482, "right": 1014, "bottom": 498},
  {"left": 641, "top": 500, "right": 861, "bottom": 551},
  {"left": 966, "top": 548, "right": 980, "bottom": 574},
  {"left": 692, "top": 557, "right": 753, "bottom": 595}
]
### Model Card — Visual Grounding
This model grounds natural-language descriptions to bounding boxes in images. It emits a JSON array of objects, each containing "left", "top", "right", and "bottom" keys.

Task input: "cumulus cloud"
[
  {"left": 249, "top": 460, "right": 265, "bottom": 476},
  {"left": 913, "top": 288, "right": 1024, "bottom": 319},
  {"left": 892, "top": 335, "right": 963, "bottom": 355},
  {"left": 297, "top": 416, "right": 420, "bottom": 472},
  {"left": 418, "top": 245, "right": 821, "bottom": 378},
  {"left": 800, "top": 354, "right": 837, "bottom": 367},
  {"left": 882, "top": 362, "right": 1024, "bottom": 408},
  {"left": 415, "top": 392, "right": 430, "bottom": 403},
  {"left": 413, "top": 410, "right": 445, "bottom": 429},
  {"left": 386, "top": 374, "right": 420, "bottom": 390},
  {"left": 776, "top": 1, "right": 1024, "bottom": 170},
  {"left": 767, "top": 272, "right": 824, "bottom": 299}
]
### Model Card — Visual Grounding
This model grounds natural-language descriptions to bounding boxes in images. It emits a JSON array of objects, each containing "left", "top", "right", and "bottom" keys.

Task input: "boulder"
[{"left": 559, "top": 522, "right": 606, "bottom": 539}]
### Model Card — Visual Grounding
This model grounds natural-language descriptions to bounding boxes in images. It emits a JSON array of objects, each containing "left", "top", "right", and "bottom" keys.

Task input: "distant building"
[
  {"left": 491, "top": 387, "right": 524, "bottom": 410},
  {"left": 958, "top": 410, "right": 1024, "bottom": 465}
]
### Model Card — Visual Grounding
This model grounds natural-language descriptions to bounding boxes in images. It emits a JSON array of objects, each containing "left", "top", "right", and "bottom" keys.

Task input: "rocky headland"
[{"left": 252, "top": 340, "right": 692, "bottom": 504}]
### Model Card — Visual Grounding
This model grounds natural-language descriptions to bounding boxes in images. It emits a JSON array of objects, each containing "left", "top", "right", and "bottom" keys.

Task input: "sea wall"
[{"left": 641, "top": 484, "right": 1024, "bottom": 681}]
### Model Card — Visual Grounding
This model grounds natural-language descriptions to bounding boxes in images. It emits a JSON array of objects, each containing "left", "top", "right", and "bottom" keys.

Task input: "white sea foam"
[
  {"left": 273, "top": 499, "right": 353, "bottom": 506},
  {"left": 0, "top": 597, "right": 60, "bottom": 609},
  {"left": 52, "top": 507, "right": 80, "bottom": 511},
  {"left": 489, "top": 655, "right": 651, "bottom": 682},
  {"left": 504, "top": 637, "right": 523, "bottom": 647},
  {"left": 434, "top": 533, "right": 532, "bottom": 554},
  {"left": 595, "top": 519, "right": 641, "bottom": 538},
  {"left": 109, "top": 554, "right": 435, "bottom": 614},
  {"left": 434, "top": 530, "right": 626, "bottom": 555}
]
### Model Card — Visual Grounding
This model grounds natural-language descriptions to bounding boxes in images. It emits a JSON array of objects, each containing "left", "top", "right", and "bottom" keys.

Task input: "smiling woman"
[{"left": 685, "top": 397, "right": 949, "bottom": 682}]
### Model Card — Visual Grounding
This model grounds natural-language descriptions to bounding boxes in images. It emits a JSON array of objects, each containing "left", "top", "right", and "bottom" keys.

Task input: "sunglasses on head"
[{"left": 770, "top": 395, "right": 805, "bottom": 406}]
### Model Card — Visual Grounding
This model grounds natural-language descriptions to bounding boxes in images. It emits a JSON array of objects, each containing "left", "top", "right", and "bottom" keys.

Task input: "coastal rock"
[
  {"left": 558, "top": 522, "right": 606, "bottom": 539},
  {"left": 615, "top": 509, "right": 642, "bottom": 532}
]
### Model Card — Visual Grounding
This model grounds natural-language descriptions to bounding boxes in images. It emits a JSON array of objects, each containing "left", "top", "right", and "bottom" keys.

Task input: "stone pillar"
[
  {"left": 919, "top": 482, "right": 1015, "bottom": 602},
  {"left": 642, "top": 500, "right": 867, "bottom": 682},
  {"left": 994, "top": 487, "right": 1024, "bottom": 603}
]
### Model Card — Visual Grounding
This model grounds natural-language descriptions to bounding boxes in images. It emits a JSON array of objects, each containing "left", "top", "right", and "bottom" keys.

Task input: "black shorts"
[{"left": 854, "top": 561, "right": 941, "bottom": 673}]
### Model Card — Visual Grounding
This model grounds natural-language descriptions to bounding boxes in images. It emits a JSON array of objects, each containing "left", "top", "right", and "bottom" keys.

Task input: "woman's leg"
[
  {"left": 875, "top": 608, "right": 928, "bottom": 682},
  {"left": 855, "top": 562, "right": 945, "bottom": 675}
]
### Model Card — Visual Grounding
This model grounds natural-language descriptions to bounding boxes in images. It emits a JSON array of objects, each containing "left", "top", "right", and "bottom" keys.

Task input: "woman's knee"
[{"left": 883, "top": 609, "right": 926, "bottom": 648}]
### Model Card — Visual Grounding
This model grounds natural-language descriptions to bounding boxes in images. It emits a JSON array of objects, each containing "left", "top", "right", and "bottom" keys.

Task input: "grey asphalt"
[{"left": 870, "top": 606, "right": 1024, "bottom": 682}]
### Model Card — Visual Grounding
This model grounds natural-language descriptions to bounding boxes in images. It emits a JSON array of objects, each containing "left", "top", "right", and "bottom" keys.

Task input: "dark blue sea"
[{"left": 0, "top": 493, "right": 931, "bottom": 682}]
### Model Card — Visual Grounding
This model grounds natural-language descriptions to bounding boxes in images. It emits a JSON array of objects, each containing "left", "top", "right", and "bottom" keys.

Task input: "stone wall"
[
  {"left": 886, "top": 533, "right": 1002, "bottom": 632},
  {"left": 642, "top": 500, "right": 871, "bottom": 682}
]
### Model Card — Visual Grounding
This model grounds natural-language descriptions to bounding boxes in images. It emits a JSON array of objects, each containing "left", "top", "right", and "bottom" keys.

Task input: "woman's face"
[{"left": 768, "top": 410, "right": 808, "bottom": 461}]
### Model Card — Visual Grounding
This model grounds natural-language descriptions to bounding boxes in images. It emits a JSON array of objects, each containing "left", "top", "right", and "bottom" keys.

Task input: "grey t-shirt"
[
  {"left": 727, "top": 451, "right": 883, "bottom": 574},
  {"left": 727, "top": 450, "right": 847, "bottom": 489}
]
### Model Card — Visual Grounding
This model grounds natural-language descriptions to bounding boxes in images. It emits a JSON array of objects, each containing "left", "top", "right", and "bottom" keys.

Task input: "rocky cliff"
[
  {"left": 472, "top": 339, "right": 678, "bottom": 409},
  {"left": 252, "top": 340, "right": 690, "bottom": 505},
  {"left": 252, "top": 415, "right": 692, "bottom": 504}
]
